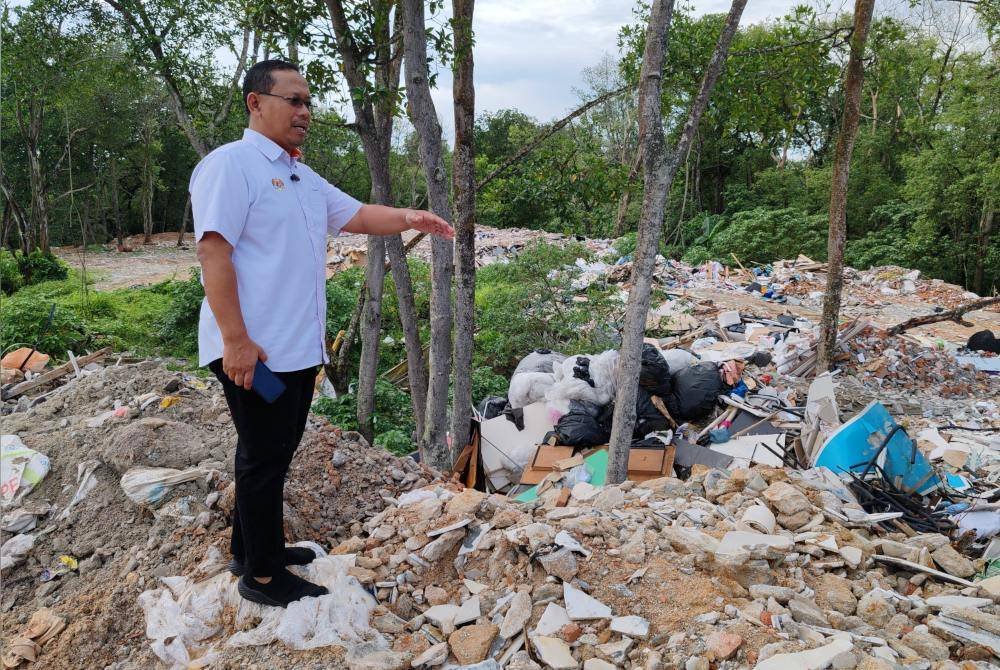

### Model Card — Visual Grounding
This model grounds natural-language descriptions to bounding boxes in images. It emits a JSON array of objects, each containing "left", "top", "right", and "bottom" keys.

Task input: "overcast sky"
[{"left": 410, "top": 0, "right": 853, "bottom": 141}]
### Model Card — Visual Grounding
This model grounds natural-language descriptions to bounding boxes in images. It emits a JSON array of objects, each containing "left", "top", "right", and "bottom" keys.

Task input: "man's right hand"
[{"left": 223, "top": 335, "right": 268, "bottom": 390}]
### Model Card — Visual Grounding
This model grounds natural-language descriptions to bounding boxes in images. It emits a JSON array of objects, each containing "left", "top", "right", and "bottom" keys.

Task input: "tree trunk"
[
  {"left": 141, "top": 127, "right": 155, "bottom": 245},
  {"left": 816, "top": 0, "right": 876, "bottom": 373},
  {"left": 0, "top": 174, "right": 30, "bottom": 253},
  {"left": 402, "top": 0, "right": 455, "bottom": 467},
  {"left": 326, "top": 0, "right": 405, "bottom": 445},
  {"left": 607, "top": 0, "right": 747, "bottom": 484},
  {"left": 974, "top": 200, "right": 994, "bottom": 296},
  {"left": 178, "top": 194, "right": 191, "bottom": 247},
  {"left": 111, "top": 159, "right": 123, "bottom": 248},
  {"left": 385, "top": 235, "right": 428, "bottom": 441},
  {"left": 21, "top": 100, "right": 50, "bottom": 253},
  {"left": 450, "top": 0, "right": 477, "bottom": 453}
]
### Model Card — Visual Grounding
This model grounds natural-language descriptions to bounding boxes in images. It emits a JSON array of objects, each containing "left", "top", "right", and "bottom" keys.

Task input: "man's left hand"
[{"left": 406, "top": 210, "right": 455, "bottom": 240}]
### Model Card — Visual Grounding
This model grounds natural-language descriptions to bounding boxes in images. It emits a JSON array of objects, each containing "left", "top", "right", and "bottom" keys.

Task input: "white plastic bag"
[
  {"left": 1, "top": 533, "right": 35, "bottom": 571},
  {"left": 1, "top": 435, "right": 50, "bottom": 507},
  {"left": 57, "top": 460, "right": 100, "bottom": 521},
  {"left": 120, "top": 466, "right": 214, "bottom": 507},
  {"left": 508, "top": 372, "right": 555, "bottom": 409},
  {"left": 545, "top": 350, "right": 618, "bottom": 406}
]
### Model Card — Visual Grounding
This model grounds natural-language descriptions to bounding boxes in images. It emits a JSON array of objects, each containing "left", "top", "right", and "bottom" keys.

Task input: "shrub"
[
  {"left": 312, "top": 379, "right": 417, "bottom": 446},
  {"left": 0, "top": 295, "right": 91, "bottom": 356},
  {"left": 159, "top": 269, "right": 204, "bottom": 357},
  {"left": 0, "top": 250, "right": 23, "bottom": 294},
  {"left": 374, "top": 429, "right": 413, "bottom": 456},
  {"left": 471, "top": 365, "right": 509, "bottom": 404},
  {"left": 703, "top": 207, "right": 827, "bottom": 265},
  {"left": 18, "top": 250, "right": 69, "bottom": 284}
]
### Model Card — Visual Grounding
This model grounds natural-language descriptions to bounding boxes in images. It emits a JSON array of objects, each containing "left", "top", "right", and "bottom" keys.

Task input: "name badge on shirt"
[{"left": 271, "top": 178, "right": 286, "bottom": 191}]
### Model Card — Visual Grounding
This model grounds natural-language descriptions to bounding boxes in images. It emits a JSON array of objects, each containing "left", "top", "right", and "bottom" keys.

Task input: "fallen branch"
[
  {"left": 2, "top": 347, "right": 112, "bottom": 400},
  {"left": 885, "top": 296, "right": 1000, "bottom": 335}
]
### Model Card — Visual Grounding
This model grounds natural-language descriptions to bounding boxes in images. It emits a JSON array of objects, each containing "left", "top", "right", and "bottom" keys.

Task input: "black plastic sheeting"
[
  {"left": 550, "top": 400, "right": 613, "bottom": 448},
  {"left": 477, "top": 396, "right": 508, "bottom": 420},
  {"left": 968, "top": 330, "right": 1000, "bottom": 354}
]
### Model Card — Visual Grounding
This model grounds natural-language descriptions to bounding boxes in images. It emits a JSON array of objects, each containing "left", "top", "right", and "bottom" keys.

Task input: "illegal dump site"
[{"left": 2, "top": 236, "right": 1000, "bottom": 670}]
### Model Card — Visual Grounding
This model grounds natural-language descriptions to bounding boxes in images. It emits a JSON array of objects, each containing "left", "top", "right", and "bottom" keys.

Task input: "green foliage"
[
  {"left": 0, "top": 287, "right": 92, "bottom": 355},
  {"left": 0, "top": 250, "right": 23, "bottom": 295},
  {"left": 686, "top": 208, "right": 828, "bottom": 266},
  {"left": 475, "top": 242, "right": 619, "bottom": 375},
  {"left": 614, "top": 233, "right": 637, "bottom": 258},
  {"left": 312, "top": 379, "right": 417, "bottom": 445},
  {"left": 374, "top": 430, "right": 414, "bottom": 456},
  {"left": 471, "top": 366, "right": 509, "bottom": 403},
  {"left": 158, "top": 269, "right": 205, "bottom": 358}
]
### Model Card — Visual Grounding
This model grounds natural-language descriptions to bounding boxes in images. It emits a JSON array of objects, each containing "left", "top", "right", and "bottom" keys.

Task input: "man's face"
[{"left": 247, "top": 69, "right": 312, "bottom": 153}]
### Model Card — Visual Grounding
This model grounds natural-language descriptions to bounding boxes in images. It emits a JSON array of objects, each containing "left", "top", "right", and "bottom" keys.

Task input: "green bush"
[
  {"left": 0, "top": 294, "right": 92, "bottom": 356},
  {"left": 0, "top": 250, "right": 23, "bottom": 295},
  {"left": 19, "top": 250, "right": 69, "bottom": 284},
  {"left": 159, "top": 269, "right": 205, "bottom": 357},
  {"left": 374, "top": 429, "right": 414, "bottom": 456},
  {"left": 471, "top": 366, "right": 509, "bottom": 403},
  {"left": 697, "top": 207, "right": 828, "bottom": 266},
  {"left": 312, "top": 379, "right": 417, "bottom": 445}
]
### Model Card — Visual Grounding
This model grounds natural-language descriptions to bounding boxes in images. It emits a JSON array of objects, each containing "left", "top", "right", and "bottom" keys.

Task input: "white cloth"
[{"left": 191, "top": 128, "right": 363, "bottom": 371}]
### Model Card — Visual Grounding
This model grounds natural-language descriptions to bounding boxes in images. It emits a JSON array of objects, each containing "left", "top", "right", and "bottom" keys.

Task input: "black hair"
[{"left": 242, "top": 60, "right": 300, "bottom": 114}]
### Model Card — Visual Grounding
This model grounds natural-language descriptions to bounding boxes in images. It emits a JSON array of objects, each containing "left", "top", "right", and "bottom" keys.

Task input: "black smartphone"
[{"left": 251, "top": 360, "right": 286, "bottom": 403}]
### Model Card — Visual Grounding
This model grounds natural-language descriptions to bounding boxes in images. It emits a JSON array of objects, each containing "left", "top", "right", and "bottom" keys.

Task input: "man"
[{"left": 191, "top": 59, "right": 453, "bottom": 607}]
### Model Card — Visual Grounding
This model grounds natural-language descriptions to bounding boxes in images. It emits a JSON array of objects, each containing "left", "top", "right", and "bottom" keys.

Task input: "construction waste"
[{"left": 1, "top": 245, "right": 999, "bottom": 669}]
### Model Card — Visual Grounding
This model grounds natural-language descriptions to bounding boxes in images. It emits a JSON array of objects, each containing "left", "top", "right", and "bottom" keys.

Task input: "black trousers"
[{"left": 209, "top": 359, "right": 316, "bottom": 577}]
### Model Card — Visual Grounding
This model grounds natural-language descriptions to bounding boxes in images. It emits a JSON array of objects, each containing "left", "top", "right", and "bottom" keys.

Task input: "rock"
[
  {"left": 531, "top": 636, "right": 577, "bottom": 670},
  {"left": 753, "top": 638, "right": 853, "bottom": 670},
  {"left": 345, "top": 642, "right": 413, "bottom": 670},
  {"left": 776, "top": 510, "right": 811, "bottom": 530},
  {"left": 500, "top": 591, "right": 532, "bottom": 639},
  {"left": 706, "top": 630, "right": 743, "bottom": 660},
  {"left": 831, "top": 651, "right": 858, "bottom": 669},
  {"left": 421, "top": 529, "right": 465, "bottom": 562},
  {"left": 839, "top": 546, "right": 863, "bottom": 569},
  {"left": 788, "top": 598, "right": 830, "bottom": 627},
  {"left": 583, "top": 660, "right": 616, "bottom": 670},
  {"left": 423, "top": 604, "right": 460, "bottom": 630},
  {"left": 559, "top": 622, "right": 582, "bottom": 643},
  {"left": 537, "top": 548, "right": 579, "bottom": 581},
  {"left": 373, "top": 612, "right": 407, "bottom": 634},
  {"left": 762, "top": 481, "right": 810, "bottom": 516},
  {"left": 425, "top": 586, "right": 450, "bottom": 606},
  {"left": 610, "top": 615, "right": 649, "bottom": 639},
  {"left": 448, "top": 623, "right": 499, "bottom": 665},
  {"left": 930, "top": 544, "right": 976, "bottom": 578},
  {"left": 855, "top": 657, "right": 894, "bottom": 670},
  {"left": 817, "top": 574, "right": 857, "bottom": 615},
  {"left": 716, "top": 531, "right": 793, "bottom": 560},
  {"left": 857, "top": 592, "right": 894, "bottom": 627},
  {"left": 686, "top": 657, "right": 710, "bottom": 670},
  {"left": 445, "top": 489, "right": 487, "bottom": 517},
  {"left": 455, "top": 596, "right": 481, "bottom": 626},
  {"left": 564, "top": 582, "right": 612, "bottom": 620},
  {"left": 506, "top": 652, "right": 542, "bottom": 670},
  {"left": 977, "top": 574, "right": 1000, "bottom": 596},
  {"left": 593, "top": 487, "right": 625, "bottom": 512},
  {"left": 621, "top": 528, "right": 646, "bottom": 564},
  {"left": 901, "top": 631, "right": 950, "bottom": 661},
  {"left": 596, "top": 638, "right": 632, "bottom": 664},
  {"left": 926, "top": 595, "right": 992, "bottom": 610},
  {"left": 411, "top": 642, "right": 448, "bottom": 667},
  {"left": 749, "top": 585, "right": 796, "bottom": 603},
  {"left": 454, "top": 662, "right": 500, "bottom": 670},
  {"left": 534, "top": 603, "right": 572, "bottom": 636}
]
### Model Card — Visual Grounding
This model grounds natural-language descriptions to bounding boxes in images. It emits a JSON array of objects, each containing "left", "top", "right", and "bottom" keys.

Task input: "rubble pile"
[{"left": 0, "top": 360, "right": 429, "bottom": 669}]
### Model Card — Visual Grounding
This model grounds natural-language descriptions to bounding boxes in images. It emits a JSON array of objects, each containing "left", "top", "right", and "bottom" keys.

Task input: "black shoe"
[
  {"left": 229, "top": 546, "right": 317, "bottom": 577},
  {"left": 237, "top": 570, "right": 327, "bottom": 608}
]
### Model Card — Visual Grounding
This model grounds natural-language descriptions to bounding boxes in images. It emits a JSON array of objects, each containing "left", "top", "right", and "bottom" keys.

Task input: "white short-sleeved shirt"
[{"left": 190, "top": 128, "right": 363, "bottom": 371}]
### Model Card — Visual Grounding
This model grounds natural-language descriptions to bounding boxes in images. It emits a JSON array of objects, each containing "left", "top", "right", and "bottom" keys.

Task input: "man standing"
[{"left": 192, "top": 60, "right": 453, "bottom": 607}]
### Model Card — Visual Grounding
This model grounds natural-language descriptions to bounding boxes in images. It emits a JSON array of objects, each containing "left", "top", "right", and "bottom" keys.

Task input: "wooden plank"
[{"left": 2, "top": 348, "right": 112, "bottom": 400}]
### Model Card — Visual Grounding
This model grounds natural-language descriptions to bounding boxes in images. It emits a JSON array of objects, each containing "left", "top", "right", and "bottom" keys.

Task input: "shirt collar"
[{"left": 243, "top": 128, "right": 303, "bottom": 166}]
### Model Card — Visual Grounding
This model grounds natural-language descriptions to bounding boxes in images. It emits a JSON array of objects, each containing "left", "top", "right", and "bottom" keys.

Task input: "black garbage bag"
[
  {"left": 968, "top": 330, "right": 1000, "bottom": 354},
  {"left": 477, "top": 396, "right": 508, "bottom": 420},
  {"left": 635, "top": 388, "right": 671, "bottom": 437},
  {"left": 665, "top": 362, "right": 724, "bottom": 421},
  {"left": 639, "top": 343, "right": 672, "bottom": 397},
  {"left": 553, "top": 401, "right": 612, "bottom": 448}
]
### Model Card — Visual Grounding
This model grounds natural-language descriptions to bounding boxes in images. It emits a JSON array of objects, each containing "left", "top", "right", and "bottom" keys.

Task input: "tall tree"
[
  {"left": 450, "top": 0, "right": 476, "bottom": 455},
  {"left": 816, "top": 0, "right": 877, "bottom": 372},
  {"left": 325, "top": 0, "right": 429, "bottom": 444},
  {"left": 400, "top": 0, "right": 454, "bottom": 466},
  {"left": 607, "top": 0, "right": 748, "bottom": 484}
]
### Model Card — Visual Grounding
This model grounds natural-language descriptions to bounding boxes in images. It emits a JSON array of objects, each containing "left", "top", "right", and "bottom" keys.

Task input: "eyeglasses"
[{"left": 255, "top": 92, "right": 313, "bottom": 110}]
